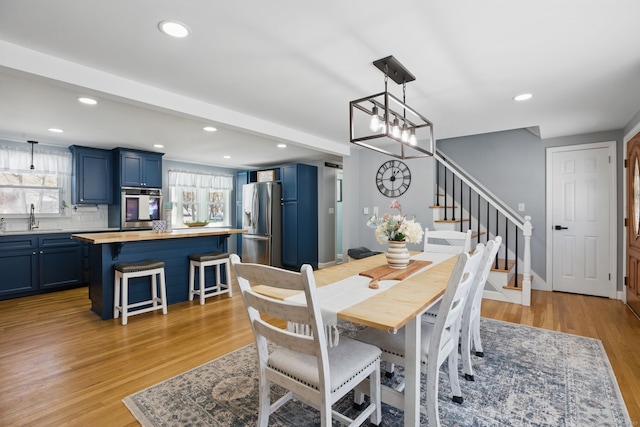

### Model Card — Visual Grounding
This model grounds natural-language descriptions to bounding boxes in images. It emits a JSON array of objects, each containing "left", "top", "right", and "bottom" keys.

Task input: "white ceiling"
[{"left": 1, "top": 1, "right": 639, "bottom": 168}]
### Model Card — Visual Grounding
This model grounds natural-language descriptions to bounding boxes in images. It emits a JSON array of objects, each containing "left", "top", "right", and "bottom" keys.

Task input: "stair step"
[
  {"left": 429, "top": 205, "right": 456, "bottom": 209},
  {"left": 503, "top": 273, "right": 532, "bottom": 291},
  {"left": 434, "top": 218, "right": 470, "bottom": 223},
  {"left": 491, "top": 258, "right": 515, "bottom": 273}
]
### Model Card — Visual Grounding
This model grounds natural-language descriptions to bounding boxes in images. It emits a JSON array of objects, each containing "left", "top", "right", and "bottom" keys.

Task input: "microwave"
[{"left": 120, "top": 187, "right": 162, "bottom": 230}]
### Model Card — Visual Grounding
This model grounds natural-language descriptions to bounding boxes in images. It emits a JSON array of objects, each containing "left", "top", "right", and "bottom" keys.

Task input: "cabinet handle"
[
  {"left": 40, "top": 251, "right": 44, "bottom": 254},
  {"left": 32, "top": 251, "right": 36, "bottom": 255}
]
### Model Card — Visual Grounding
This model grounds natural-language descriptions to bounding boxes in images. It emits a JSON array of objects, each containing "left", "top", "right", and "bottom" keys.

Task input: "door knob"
[{"left": 554, "top": 225, "right": 568, "bottom": 230}]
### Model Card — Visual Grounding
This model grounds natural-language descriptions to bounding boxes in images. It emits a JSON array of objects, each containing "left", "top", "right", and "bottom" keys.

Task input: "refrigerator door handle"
[{"left": 244, "top": 235, "right": 269, "bottom": 240}]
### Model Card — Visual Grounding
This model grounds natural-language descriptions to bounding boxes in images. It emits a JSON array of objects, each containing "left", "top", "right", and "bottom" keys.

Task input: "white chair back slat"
[{"left": 424, "top": 228, "right": 472, "bottom": 254}]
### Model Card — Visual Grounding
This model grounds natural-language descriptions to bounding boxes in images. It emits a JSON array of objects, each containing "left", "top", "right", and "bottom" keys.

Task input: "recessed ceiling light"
[
  {"left": 48, "top": 128, "right": 64, "bottom": 133},
  {"left": 78, "top": 97, "right": 98, "bottom": 105},
  {"left": 158, "top": 21, "right": 190, "bottom": 38},
  {"left": 203, "top": 126, "right": 217, "bottom": 132},
  {"left": 153, "top": 144, "right": 164, "bottom": 148},
  {"left": 223, "top": 155, "right": 231, "bottom": 159},
  {"left": 277, "top": 143, "right": 287, "bottom": 148},
  {"left": 513, "top": 93, "right": 533, "bottom": 102}
]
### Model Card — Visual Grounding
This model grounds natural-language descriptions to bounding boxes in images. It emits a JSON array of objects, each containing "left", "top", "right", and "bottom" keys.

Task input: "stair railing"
[{"left": 434, "top": 151, "right": 532, "bottom": 306}]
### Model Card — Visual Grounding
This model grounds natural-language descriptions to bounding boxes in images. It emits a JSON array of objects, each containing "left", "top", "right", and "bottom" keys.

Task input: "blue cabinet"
[
  {"left": 0, "top": 236, "right": 37, "bottom": 298},
  {"left": 235, "top": 171, "right": 249, "bottom": 256},
  {"left": 115, "top": 148, "right": 163, "bottom": 188},
  {"left": 0, "top": 233, "right": 83, "bottom": 300},
  {"left": 237, "top": 163, "right": 318, "bottom": 270},
  {"left": 281, "top": 164, "right": 318, "bottom": 270},
  {"left": 39, "top": 235, "right": 83, "bottom": 290},
  {"left": 69, "top": 145, "right": 113, "bottom": 204}
]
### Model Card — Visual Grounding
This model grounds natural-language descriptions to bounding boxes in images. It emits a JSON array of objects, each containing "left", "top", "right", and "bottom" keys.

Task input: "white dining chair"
[
  {"left": 229, "top": 254, "right": 382, "bottom": 427},
  {"left": 354, "top": 245, "right": 484, "bottom": 427},
  {"left": 423, "top": 236, "right": 502, "bottom": 381},
  {"left": 423, "top": 227, "right": 472, "bottom": 254},
  {"left": 461, "top": 236, "right": 501, "bottom": 378}
]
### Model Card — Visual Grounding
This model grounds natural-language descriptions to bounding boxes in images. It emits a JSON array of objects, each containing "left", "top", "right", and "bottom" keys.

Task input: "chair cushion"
[
  {"left": 114, "top": 260, "right": 164, "bottom": 273},
  {"left": 354, "top": 322, "right": 451, "bottom": 365},
  {"left": 189, "top": 252, "right": 229, "bottom": 262},
  {"left": 267, "top": 337, "right": 381, "bottom": 394}
]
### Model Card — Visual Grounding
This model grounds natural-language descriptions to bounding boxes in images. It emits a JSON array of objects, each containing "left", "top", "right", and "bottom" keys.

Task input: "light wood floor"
[{"left": 1, "top": 286, "right": 639, "bottom": 426}]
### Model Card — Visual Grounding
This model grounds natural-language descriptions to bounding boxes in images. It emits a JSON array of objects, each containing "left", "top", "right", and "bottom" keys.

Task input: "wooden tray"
[{"left": 359, "top": 260, "right": 432, "bottom": 288}]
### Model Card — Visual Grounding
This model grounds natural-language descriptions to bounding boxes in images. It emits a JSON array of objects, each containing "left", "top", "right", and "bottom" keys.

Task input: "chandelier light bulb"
[
  {"left": 369, "top": 106, "right": 380, "bottom": 132},
  {"left": 409, "top": 128, "right": 417, "bottom": 146},
  {"left": 391, "top": 117, "right": 400, "bottom": 138},
  {"left": 401, "top": 123, "right": 409, "bottom": 142}
]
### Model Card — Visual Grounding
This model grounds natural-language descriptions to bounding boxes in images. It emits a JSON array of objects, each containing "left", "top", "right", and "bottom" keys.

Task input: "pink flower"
[{"left": 389, "top": 200, "right": 402, "bottom": 215}]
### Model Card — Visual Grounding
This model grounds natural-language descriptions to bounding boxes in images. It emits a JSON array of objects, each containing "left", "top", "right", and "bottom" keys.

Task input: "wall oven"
[{"left": 120, "top": 187, "right": 162, "bottom": 230}]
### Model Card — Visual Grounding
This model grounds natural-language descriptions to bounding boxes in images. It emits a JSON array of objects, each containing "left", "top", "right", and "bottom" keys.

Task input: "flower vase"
[{"left": 386, "top": 240, "right": 410, "bottom": 269}]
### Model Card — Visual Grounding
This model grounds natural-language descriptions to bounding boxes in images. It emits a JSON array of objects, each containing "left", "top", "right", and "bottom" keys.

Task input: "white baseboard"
[{"left": 318, "top": 261, "right": 337, "bottom": 269}]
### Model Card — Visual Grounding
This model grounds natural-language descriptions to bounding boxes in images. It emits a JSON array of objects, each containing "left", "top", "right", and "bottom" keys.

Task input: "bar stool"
[
  {"left": 188, "top": 252, "right": 232, "bottom": 305},
  {"left": 113, "top": 260, "right": 167, "bottom": 325}
]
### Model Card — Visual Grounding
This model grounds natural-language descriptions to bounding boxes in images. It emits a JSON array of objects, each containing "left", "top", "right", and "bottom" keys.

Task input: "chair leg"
[
  {"left": 472, "top": 316, "right": 484, "bottom": 357},
  {"left": 449, "top": 347, "right": 463, "bottom": 404},
  {"left": 461, "top": 314, "right": 475, "bottom": 381},
  {"left": 258, "top": 377, "right": 271, "bottom": 427},
  {"left": 369, "top": 364, "right": 382, "bottom": 425},
  {"left": 426, "top": 364, "right": 441, "bottom": 427}
]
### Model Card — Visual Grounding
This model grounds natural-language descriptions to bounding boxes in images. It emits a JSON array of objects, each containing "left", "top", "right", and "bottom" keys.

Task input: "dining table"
[{"left": 253, "top": 250, "right": 457, "bottom": 427}]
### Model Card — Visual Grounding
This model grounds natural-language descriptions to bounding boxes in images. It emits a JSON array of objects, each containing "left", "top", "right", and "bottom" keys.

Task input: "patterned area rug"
[{"left": 124, "top": 319, "right": 631, "bottom": 426}]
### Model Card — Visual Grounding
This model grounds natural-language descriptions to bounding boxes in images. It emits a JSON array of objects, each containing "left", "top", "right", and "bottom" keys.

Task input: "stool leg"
[
  {"left": 159, "top": 269, "right": 168, "bottom": 315},
  {"left": 151, "top": 274, "right": 158, "bottom": 308},
  {"left": 199, "top": 263, "right": 206, "bottom": 305},
  {"left": 188, "top": 260, "right": 195, "bottom": 301},
  {"left": 114, "top": 271, "right": 121, "bottom": 319},
  {"left": 122, "top": 276, "right": 129, "bottom": 326},
  {"left": 224, "top": 260, "right": 232, "bottom": 297},
  {"left": 215, "top": 264, "right": 221, "bottom": 291}
]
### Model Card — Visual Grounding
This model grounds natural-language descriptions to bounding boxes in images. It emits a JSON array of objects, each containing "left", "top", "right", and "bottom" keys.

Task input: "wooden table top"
[
  {"left": 71, "top": 227, "right": 247, "bottom": 244},
  {"left": 254, "top": 252, "right": 456, "bottom": 333}
]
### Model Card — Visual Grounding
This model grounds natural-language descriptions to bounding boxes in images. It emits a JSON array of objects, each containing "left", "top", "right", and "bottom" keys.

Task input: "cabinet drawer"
[
  {"left": 39, "top": 234, "right": 78, "bottom": 248},
  {"left": 0, "top": 236, "right": 37, "bottom": 253}
]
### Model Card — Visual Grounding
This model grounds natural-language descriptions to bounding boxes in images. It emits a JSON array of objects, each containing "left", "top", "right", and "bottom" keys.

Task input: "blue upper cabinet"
[
  {"left": 115, "top": 148, "right": 163, "bottom": 188},
  {"left": 69, "top": 145, "right": 113, "bottom": 204}
]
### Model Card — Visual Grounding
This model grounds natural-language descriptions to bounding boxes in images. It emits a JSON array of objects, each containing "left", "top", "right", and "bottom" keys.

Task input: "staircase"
[{"left": 431, "top": 151, "right": 533, "bottom": 306}]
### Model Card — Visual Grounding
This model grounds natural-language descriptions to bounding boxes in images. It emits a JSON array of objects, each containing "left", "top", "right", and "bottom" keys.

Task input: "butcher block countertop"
[{"left": 71, "top": 227, "right": 247, "bottom": 244}]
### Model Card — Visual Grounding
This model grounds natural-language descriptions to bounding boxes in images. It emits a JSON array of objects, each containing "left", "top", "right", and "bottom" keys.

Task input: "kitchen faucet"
[{"left": 29, "top": 203, "right": 39, "bottom": 230}]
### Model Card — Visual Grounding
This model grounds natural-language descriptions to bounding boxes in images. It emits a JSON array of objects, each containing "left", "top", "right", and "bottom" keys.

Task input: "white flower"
[{"left": 368, "top": 201, "right": 423, "bottom": 244}]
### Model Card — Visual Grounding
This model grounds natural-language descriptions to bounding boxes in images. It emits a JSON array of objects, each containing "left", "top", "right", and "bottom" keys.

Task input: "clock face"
[{"left": 376, "top": 160, "right": 411, "bottom": 197}]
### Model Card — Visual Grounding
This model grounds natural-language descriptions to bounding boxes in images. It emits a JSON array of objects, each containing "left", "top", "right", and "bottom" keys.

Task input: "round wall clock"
[{"left": 376, "top": 160, "right": 411, "bottom": 197}]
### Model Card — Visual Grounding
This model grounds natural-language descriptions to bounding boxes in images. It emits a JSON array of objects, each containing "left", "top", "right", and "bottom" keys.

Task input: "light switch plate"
[
  {"left": 363, "top": 207, "right": 369, "bottom": 215},
  {"left": 518, "top": 203, "right": 525, "bottom": 212}
]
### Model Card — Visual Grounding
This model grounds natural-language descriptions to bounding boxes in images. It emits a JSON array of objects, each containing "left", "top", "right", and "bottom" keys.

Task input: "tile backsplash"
[{"left": 1, "top": 204, "right": 110, "bottom": 233}]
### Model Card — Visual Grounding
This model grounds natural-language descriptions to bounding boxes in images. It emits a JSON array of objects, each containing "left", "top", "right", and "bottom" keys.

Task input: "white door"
[{"left": 550, "top": 146, "right": 611, "bottom": 297}]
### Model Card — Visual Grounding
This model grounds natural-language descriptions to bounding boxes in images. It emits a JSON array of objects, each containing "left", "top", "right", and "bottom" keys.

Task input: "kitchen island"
[{"left": 72, "top": 228, "right": 246, "bottom": 319}]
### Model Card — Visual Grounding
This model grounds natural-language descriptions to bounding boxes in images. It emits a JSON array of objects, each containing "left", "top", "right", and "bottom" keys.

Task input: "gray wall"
[
  {"left": 345, "top": 147, "right": 436, "bottom": 254},
  {"left": 436, "top": 128, "right": 624, "bottom": 289}
]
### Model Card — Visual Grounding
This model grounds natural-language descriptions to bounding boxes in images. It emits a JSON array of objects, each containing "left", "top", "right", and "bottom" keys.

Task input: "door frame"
[{"left": 545, "top": 141, "right": 617, "bottom": 299}]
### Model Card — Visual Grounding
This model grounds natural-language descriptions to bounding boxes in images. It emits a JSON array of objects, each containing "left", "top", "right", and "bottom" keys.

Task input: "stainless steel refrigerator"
[{"left": 241, "top": 182, "right": 282, "bottom": 266}]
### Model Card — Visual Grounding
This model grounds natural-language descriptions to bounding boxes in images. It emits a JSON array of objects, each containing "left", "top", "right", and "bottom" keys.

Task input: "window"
[
  {"left": 0, "top": 145, "right": 71, "bottom": 215},
  {"left": 168, "top": 170, "right": 233, "bottom": 226}
]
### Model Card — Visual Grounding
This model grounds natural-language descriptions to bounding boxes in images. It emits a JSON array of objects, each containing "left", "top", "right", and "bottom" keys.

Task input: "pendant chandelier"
[{"left": 349, "top": 56, "right": 434, "bottom": 159}]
